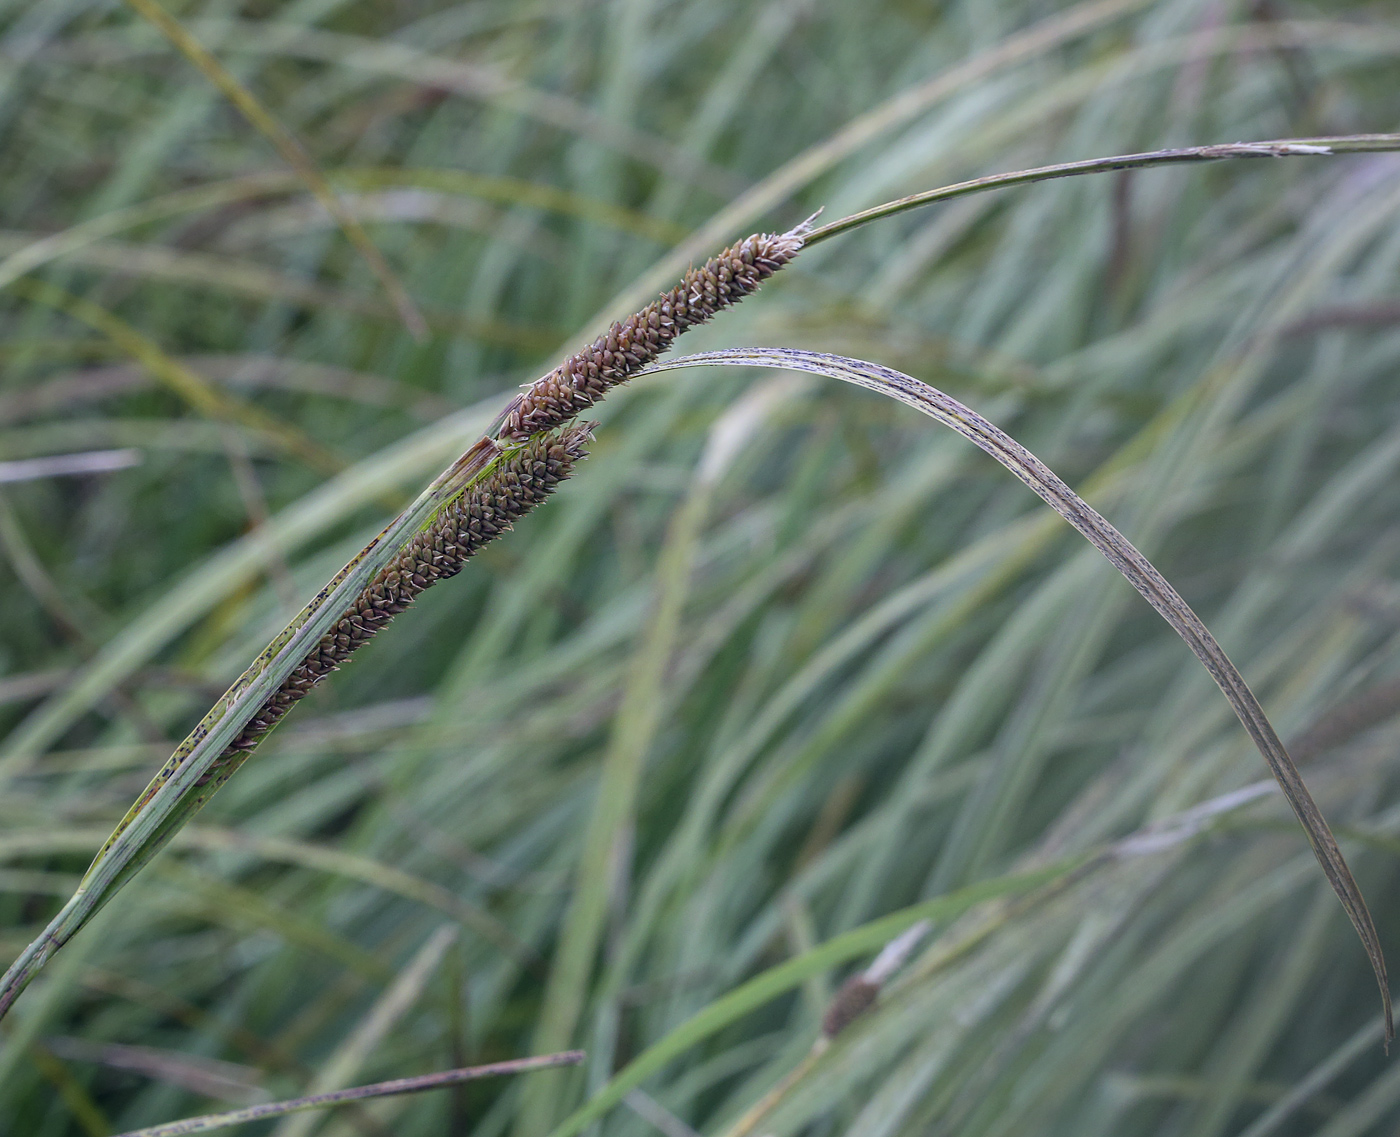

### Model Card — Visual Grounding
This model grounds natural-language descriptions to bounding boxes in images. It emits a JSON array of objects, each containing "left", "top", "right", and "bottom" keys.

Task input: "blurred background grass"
[{"left": 2, "top": 0, "right": 1400, "bottom": 1133}]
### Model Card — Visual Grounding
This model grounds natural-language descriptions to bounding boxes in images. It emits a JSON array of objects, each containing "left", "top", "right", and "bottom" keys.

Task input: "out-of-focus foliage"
[{"left": 1, "top": 0, "right": 1400, "bottom": 1134}]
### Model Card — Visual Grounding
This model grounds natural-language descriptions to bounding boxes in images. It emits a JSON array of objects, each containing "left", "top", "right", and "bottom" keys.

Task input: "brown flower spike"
[
  {"left": 500, "top": 225, "right": 808, "bottom": 440},
  {"left": 212, "top": 425, "right": 594, "bottom": 767},
  {"left": 216, "top": 225, "right": 808, "bottom": 764},
  {"left": 822, "top": 920, "right": 931, "bottom": 1040}
]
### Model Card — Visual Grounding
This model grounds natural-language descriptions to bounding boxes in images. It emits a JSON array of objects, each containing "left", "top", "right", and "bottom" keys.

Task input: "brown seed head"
[
  {"left": 500, "top": 226, "right": 806, "bottom": 440},
  {"left": 822, "top": 975, "right": 880, "bottom": 1039},
  {"left": 209, "top": 424, "right": 593, "bottom": 768}
]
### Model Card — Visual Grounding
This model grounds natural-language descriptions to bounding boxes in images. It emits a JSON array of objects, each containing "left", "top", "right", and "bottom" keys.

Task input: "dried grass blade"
[
  {"left": 269, "top": 924, "right": 457, "bottom": 1137},
  {"left": 642, "top": 348, "right": 1392, "bottom": 1044},
  {"left": 122, "top": 0, "right": 428, "bottom": 340},
  {"left": 111, "top": 1051, "right": 586, "bottom": 1137}
]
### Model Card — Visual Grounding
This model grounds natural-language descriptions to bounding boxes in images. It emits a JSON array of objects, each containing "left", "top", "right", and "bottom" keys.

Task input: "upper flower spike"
[{"left": 500, "top": 223, "right": 809, "bottom": 441}]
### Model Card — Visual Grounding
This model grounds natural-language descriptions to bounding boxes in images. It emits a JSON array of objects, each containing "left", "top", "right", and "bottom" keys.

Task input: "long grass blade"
[
  {"left": 0, "top": 169, "right": 677, "bottom": 296},
  {"left": 519, "top": 377, "right": 804, "bottom": 1135},
  {"left": 642, "top": 348, "right": 1393, "bottom": 1044},
  {"left": 578, "top": 0, "right": 1141, "bottom": 337},
  {"left": 168, "top": 20, "right": 744, "bottom": 199},
  {"left": 0, "top": 398, "right": 499, "bottom": 775}
]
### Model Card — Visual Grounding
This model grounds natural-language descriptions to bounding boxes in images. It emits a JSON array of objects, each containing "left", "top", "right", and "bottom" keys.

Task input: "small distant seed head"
[{"left": 822, "top": 975, "right": 880, "bottom": 1038}]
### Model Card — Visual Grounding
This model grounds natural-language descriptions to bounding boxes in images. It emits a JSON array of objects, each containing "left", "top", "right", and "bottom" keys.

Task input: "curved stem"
[
  {"left": 112, "top": 1051, "right": 585, "bottom": 1137},
  {"left": 643, "top": 348, "right": 1392, "bottom": 1044},
  {"left": 804, "top": 134, "right": 1400, "bottom": 246}
]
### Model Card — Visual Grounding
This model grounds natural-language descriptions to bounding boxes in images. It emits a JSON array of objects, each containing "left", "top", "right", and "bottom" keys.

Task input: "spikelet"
[
  {"left": 821, "top": 975, "right": 880, "bottom": 1038},
  {"left": 499, "top": 225, "right": 808, "bottom": 440},
  {"left": 821, "top": 919, "right": 930, "bottom": 1039},
  {"left": 202, "top": 424, "right": 593, "bottom": 773}
]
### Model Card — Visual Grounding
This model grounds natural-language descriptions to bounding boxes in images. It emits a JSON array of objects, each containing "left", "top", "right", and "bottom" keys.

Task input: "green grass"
[{"left": 2, "top": 0, "right": 1400, "bottom": 1134}]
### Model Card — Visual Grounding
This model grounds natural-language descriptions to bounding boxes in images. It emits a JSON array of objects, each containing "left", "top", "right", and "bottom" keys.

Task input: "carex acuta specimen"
[
  {"left": 159, "top": 223, "right": 810, "bottom": 821},
  {"left": 223, "top": 224, "right": 807, "bottom": 773},
  {"left": 0, "top": 221, "right": 809, "bottom": 1021}
]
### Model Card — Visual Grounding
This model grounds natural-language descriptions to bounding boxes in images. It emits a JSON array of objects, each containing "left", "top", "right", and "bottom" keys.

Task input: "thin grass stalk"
[
  {"left": 109, "top": 1052, "right": 586, "bottom": 1137},
  {"left": 802, "top": 135, "right": 1400, "bottom": 247},
  {"left": 642, "top": 348, "right": 1392, "bottom": 1042}
]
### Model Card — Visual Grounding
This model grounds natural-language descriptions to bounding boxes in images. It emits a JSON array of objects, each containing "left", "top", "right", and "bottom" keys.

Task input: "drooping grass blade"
[{"left": 642, "top": 348, "right": 1392, "bottom": 1043}]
